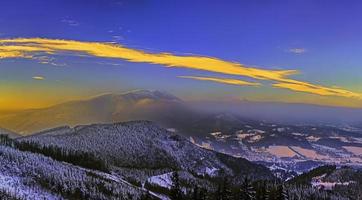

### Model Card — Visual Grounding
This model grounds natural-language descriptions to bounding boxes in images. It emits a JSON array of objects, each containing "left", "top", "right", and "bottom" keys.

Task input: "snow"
[
  {"left": 205, "top": 167, "right": 218, "bottom": 177},
  {"left": 200, "top": 141, "right": 213, "bottom": 150},
  {"left": 277, "top": 128, "right": 286, "bottom": 132},
  {"left": 0, "top": 145, "right": 147, "bottom": 199},
  {"left": 167, "top": 128, "right": 177, "bottom": 133},
  {"left": 291, "top": 132, "right": 305, "bottom": 136},
  {"left": 330, "top": 136, "right": 349, "bottom": 143},
  {"left": 343, "top": 146, "right": 362, "bottom": 156},
  {"left": 306, "top": 135, "right": 320, "bottom": 142},
  {"left": 247, "top": 129, "right": 264, "bottom": 134},
  {"left": 351, "top": 137, "right": 362, "bottom": 144},
  {"left": 147, "top": 172, "right": 173, "bottom": 189},
  {"left": 267, "top": 146, "right": 297, "bottom": 158},
  {"left": 235, "top": 133, "right": 255, "bottom": 140},
  {"left": 247, "top": 135, "right": 263, "bottom": 143},
  {"left": 0, "top": 174, "right": 61, "bottom": 199},
  {"left": 210, "top": 132, "right": 222, "bottom": 136},
  {"left": 290, "top": 146, "right": 329, "bottom": 160},
  {"left": 189, "top": 137, "right": 196, "bottom": 144},
  {"left": 311, "top": 174, "right": 355, "bottom": 190}
]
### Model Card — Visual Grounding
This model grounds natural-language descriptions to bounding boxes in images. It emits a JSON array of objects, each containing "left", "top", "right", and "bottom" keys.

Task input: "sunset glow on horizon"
[{"left": 1, "top": 1, "right": 362, "bottom": 110}]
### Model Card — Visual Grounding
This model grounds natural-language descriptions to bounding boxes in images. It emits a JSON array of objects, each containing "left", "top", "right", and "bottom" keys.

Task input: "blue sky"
[{"left": 1, "top": 0, "right": 362, "bottom": 109}]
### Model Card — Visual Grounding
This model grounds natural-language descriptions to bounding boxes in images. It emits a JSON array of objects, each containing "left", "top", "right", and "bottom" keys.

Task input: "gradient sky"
[{"left": 1, "top": 0, "right": 362, "bottom": 110}]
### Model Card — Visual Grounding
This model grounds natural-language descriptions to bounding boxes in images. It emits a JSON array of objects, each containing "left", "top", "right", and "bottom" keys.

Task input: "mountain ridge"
[{"left": 18, "top": 120, "right": 275, "bottom": 182}]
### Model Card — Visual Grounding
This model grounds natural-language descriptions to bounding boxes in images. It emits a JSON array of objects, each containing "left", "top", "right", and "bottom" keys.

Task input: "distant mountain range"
[
  {"left": 1, "top": 89, "right": 361, "bottom": 175},
  {"left": 0, "top": 127, "right": 20, "bottom": 138},
  {"left": 1, "top": 89, "right": 362, "bottom": 135},
  {"left": 0, "top": 90, "right": 186, "bottom": 134}
]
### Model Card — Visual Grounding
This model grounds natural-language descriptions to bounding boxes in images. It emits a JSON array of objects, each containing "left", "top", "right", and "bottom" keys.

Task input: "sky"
[{"left": 1, "top": 0, "right": 362, "bottom": 110}]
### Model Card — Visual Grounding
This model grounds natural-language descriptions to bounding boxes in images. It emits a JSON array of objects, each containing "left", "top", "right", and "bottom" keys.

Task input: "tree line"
[
  {"left": 168, "top": 171, "right": 289, "bottom": 200},
  {"left": 0, "top": 134, "right": 109, "bottom": 172}
]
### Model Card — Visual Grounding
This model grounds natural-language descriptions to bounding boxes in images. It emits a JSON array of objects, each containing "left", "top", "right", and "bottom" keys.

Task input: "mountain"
[
  {"left": 0, "top": 127, "right": 20, "bottom": 138},
  {"left": 193, "top": 119, "right": 362, "bottom": 179},
  {"left": 18, "top": 121, "right": 274, "bottom": 183},
  {"left": 0, "top": 90, "right": 184, "bottom": 135},
  {"left": 2, "top": 120, "right": 359, "bottom": 199},
  {"left": 288, "top": 165, "right": 362, "bottom": 198},
  {"left": 0, "top": 145, "right": 147, "bottom": 199},
  {"left": 0, "top": 120, "right": 274, "bottom": 199},
  {"left": 191, "top": 100, "right": 362, "bottom": 125},
  {"left": 1, "top": 89, "right": 361, "bottom": 177},
  {"left": 2, "top": 89, "right": 362, "bottom": 137}
]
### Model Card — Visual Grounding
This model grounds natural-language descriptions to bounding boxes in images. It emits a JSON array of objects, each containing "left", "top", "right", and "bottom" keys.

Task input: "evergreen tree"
[
  {"left": 254, "top": 181, "right": 267, "bottom": 200},
  {"left": 192, "top": 185, "right": 199, "bottom": 200},
  {"left": 140, "top": 190, "right": 151, "bottom": 200},
  {"left": 239, "top": 177, "right": 255, "bottom": 200},
  {"left": 170, "top": 171, "right": 182, "bottom": 200},
  {"left": 275, "top": 184, "right": 284, "bottom": 200},
  {"left": 199, "top": 188, "right": 207, "bottom": 200},
  {"left": 220, "top": 177, "right": 232, "bottom": 200},
  {"left": 275, "top": 184, "right": 289, "bottom": 200}
]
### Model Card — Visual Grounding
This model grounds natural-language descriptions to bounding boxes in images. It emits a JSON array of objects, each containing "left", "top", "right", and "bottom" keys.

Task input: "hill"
[
  {"left": 0, "top": 90, "right": 184, "bottom": 135},
  {"left": 18, "top": 121, "right": 274, "bottom": 183}
]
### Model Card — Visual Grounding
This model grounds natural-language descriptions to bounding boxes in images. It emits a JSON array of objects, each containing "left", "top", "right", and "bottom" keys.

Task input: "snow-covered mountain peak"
[{"left": 117, "top": 89, "right": 181, "bottom": 102}]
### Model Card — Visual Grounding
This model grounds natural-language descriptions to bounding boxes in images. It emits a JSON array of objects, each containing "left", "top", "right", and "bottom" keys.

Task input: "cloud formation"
[
  {"left": 272, "top": 82, "right": 360, "bottom": 98},
  {"left": 32, "top": 76, "right": 45, "bottom": 80},
  {"left": 61, "top": 19, "right": 79, "bottom": 26},
  {"left": 0, "top": 38, "right": 360, "bottom": 99},
  {"left": 179, "top": 76, "right": 261, "bottom": 87},
  {"left": 289, "top": 48, "right": 306, "bottom": 54}
]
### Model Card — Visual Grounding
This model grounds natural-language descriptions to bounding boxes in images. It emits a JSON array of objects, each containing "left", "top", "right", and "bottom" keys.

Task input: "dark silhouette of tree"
[
  {"left": 217, "top": 177, "right": 232, "bottom": 200},
  {"left": 254, "top": 181, "right": 267, "bottom": 200},
  {"left": 276, "top": 184, "right": 288, "bottom": 200},
  {"left": 239, "top": 177, "right": 255, "bottom": 200},
  {"left": 199, "top": 188, "right": 207, "bottom": 200},
  {"left": 140, "top": 190, "right": 151, "bottom": 200},
  {"left": 267, "top": 184, "right": 279, "bottom": 200},
  {"left": 0, "top": 134, "right": 14, "bottom": 147},
  {"left": 13, "top": 141, "right": 109, "bottom": 172},
  {"left": 215, "top": 182, "right": 222, "bottom": 200},
  {"left": 170, "top": 171, "right": 182, "bottom": 200},
  {"left": 192, "top": 185, "right": 199, "bottom": 200}
]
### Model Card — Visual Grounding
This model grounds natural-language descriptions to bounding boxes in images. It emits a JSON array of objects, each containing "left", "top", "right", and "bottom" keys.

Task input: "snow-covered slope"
[
  {"left": 0, "top": 145, "right": 147, "bottom": 200},
  {"left": 19, "top": 121, "right": 274, "bottom": 182}
]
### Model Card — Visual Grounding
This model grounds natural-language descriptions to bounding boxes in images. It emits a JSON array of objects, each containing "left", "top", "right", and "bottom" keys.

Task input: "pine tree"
[
  {"left": 140, "top": 190, "right": 151, "bottom": 200},
  {"left": 239, "top": 177, "right": 255, "bottom": 200},
  {"left": 215, "top": 182, "right": 222, "bottom": 200},
  {"left": 267, "top": 184, "right": 277, "bottom": 200},
  {"left": 275, "top": 184, "right": 284, "bottom": 200},
  {"left": 221, "top": 177, "right": 232, "bottom": 200},
  {"left": 255, "top": 181, "right": 267, "bottom": 200},
  {"left": 192, "top": 185, "right": 199, "bottom": 200},
  {"left": 170, "top": 171, "right": 182, "bottom": 200},
  {"left": 199, "top": 188, "right": 207, "bottom": 200}
]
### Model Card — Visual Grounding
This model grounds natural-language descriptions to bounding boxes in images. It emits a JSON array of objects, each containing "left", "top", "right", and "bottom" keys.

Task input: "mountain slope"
[
  {"left": 0, "top": 127, "right": 20, "bottom": 138},
  {"left": 288, "top": 165, "right": 362, "bottom": 198},
  {"left": 19, "top": 121, "right": 274, "bottom": 182},
  {"left": 0, "top": 145, "right": 148, "bottom": 200},
  {"left": 0, "top": 90, "right": 183, "bottom": 134}
]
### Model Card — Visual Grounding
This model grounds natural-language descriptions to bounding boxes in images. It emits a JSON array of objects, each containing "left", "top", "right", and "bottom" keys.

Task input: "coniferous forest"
[{"left": 0, "top": 132, "right": 361, "bottom": 200}]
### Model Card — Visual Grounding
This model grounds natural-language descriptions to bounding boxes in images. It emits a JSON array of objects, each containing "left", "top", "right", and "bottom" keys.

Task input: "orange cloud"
[
  {"left": 179, "top": 76, "right": 261, "bottom": 86},
  {"left": 0, "top": 38, "right": 361, "bottom": 99},
  {"left": 272, "top": 82, "right": 362, "bottom": 98}
]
